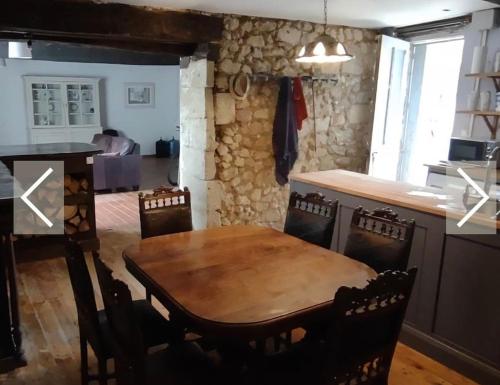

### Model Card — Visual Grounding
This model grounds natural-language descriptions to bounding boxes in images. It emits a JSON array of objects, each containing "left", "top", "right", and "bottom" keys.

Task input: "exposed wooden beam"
[
  {"left": 0, "top": 31, "right": 197, "bottom": 57},
  {"left": 0, "top": 0, "right": 223, "bottom": 55},
  {"left": 0, "top": 40, "right": 180, "bottom": 65}
]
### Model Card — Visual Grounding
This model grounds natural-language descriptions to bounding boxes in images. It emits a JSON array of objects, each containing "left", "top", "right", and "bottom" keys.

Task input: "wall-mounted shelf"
[
  {"left": 456, "top": 110, "right": 499, "bottom": 139},
  {"left": 459, "top": 73, "right": 500, "bottom": 139},
  {"left": 465, "top": 72, "right": 500, "bottom": 91}
]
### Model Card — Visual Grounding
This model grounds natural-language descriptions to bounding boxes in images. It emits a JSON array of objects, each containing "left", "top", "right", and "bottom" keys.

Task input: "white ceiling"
[{"left": 102, "top": 0, "right": 496, "bottom": 28}]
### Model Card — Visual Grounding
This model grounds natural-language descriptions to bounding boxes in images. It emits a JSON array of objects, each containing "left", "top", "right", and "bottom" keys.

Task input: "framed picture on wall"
[{"left": 125, "top": 83, "right": 155, "bottom": 107}]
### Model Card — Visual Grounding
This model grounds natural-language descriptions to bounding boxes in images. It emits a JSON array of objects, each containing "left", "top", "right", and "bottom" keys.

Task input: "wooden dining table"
[{"left": 123, "top": 225, "right": 377, "bottom": 340}]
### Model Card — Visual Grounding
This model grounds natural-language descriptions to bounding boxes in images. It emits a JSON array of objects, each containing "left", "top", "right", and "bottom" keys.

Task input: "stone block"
[
  {"left": 179, "top": 146, "right": 216, "bottom": 181},
  {"left": 215, "top": 93, "right": 236, "bottom": 125},
  {"left": 180, "top": 59, "right": 214, "bottom": 88},
  {"left": 277, "top": 27, "right": 302, "bottom": 45},
  {"left": 347, "top": 104, "right": 371, "bottom": 124},
  {"left": 180, "top": 87, "right": 214, "bottom": 120},
  {"left": 180, "top": 118, "right": 216, "bottom": 152}
]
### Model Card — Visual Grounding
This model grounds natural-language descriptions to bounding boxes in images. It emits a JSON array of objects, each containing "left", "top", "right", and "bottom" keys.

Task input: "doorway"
[{"left": 369, "top": 36, "right": 464, "bottom": 185}]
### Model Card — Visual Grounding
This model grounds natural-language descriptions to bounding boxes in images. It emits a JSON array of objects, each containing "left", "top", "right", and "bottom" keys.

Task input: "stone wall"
[{"left": 212, "top": 15, "right": 378, "bottom": 228}]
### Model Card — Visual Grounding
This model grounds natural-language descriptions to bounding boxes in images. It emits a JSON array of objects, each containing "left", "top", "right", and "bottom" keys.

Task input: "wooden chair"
[
  {"left": 284, "top": 192, "right": 338, "bottom": 249},
  {"left": 343, "top": 207, "right": 415, "bottom": 273},
  {"left": 94, "top": 256, "right": 217, "bottom": 385},
  {"left": 248, "top": 269, "right": 418, "bottom": 385},
  {"left": 64, "top": 241, "right": 173, "bottom": 385},
  {"left": 138, "top": 186, "right": 192, "bottom": 240},
  {"left": 278, "top": 192, "right": 338, "bottom": 350}
]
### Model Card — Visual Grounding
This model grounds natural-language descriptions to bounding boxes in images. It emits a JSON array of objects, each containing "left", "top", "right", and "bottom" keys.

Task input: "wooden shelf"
[
  {"left": 456, "top": 110, "right": 500, "bottom": 116},
  {"left": 465, "top": 72, "right": 500, "bottom": 92},
  {"left": 465, "top": 72, "right": 500, "bottom": 79},
  {"left": 456, "top": 110, "right": 499, "bottom": 139}
]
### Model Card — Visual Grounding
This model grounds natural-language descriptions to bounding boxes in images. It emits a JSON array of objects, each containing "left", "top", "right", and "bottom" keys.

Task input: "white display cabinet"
[{"left": 24, "top": 76, "right": 102, "bottom": 144}]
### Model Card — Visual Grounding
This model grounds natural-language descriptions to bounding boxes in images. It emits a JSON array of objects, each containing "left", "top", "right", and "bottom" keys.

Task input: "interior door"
[{"left": 369, "top": 35, "right": 411, "bottom": 181}]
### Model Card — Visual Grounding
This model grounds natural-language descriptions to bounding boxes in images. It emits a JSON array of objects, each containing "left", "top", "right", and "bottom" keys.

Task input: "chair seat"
[{"left": 96, "top": 299, "right": 173, "bottom": 357}]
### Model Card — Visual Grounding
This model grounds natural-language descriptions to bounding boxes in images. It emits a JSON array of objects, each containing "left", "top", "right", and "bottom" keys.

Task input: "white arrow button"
[
  {"left": 20, "top": 167, "right": 54, "bottom": 228},
  {"left": 456, "top": 168, "right": 489, "bottom": 228}
]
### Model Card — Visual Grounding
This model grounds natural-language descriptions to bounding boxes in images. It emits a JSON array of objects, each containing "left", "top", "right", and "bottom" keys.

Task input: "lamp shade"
[
  {"left": 296, "top": 35, "right": 353, "bottom": 63},
  {"left": 8, "top": 41, "right": 32, "bottom": 59}
]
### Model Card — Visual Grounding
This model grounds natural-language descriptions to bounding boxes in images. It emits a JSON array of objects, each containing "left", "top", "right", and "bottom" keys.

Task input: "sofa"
[{"left": 91, "top": 133, "right": 141, "bottom": 191}]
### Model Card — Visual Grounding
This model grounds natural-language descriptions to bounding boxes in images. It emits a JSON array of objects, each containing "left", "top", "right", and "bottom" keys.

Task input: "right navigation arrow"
[{"left": 456, "top": 168, "right": 489, "bottom": 228}]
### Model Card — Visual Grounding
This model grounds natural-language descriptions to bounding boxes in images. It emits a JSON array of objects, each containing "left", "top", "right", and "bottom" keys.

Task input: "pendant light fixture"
[{"left": 296, "top": 0, "right": 354, "bottom": 63}]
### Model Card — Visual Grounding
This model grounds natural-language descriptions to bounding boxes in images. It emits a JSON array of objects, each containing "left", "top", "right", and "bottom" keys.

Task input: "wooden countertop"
[{"left": 291, "top": 170, "right": 500, "bottom": 228}]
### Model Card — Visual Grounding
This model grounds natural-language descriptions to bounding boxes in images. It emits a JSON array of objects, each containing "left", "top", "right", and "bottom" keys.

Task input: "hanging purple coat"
[{"left": 272, "top": 77, "right": 298, "bottom": 185}]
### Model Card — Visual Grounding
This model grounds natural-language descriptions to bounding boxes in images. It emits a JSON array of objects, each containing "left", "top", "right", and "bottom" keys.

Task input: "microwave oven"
[{"left": 448, "top": 137, "right": 500, "bottom": 166}]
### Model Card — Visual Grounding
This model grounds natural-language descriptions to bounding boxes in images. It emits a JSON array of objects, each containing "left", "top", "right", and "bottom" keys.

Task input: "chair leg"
[
  {"left": 79, "top": 333, "right": 89, "bottom": 385},
  {"left": 255, "top": 339, "right": 265, "bottom": 354},
  {"left": 286, "top": 330, "right": 292, "bottom": 347},
  {"left": 273, "top": 335, "right": 281, "bottom": 352},
  {"left": 97, "top": 357, "right": 108, "bottom": 385}
]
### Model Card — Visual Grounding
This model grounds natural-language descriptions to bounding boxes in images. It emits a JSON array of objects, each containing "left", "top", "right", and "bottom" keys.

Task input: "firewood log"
[
  {"left": 43, "top": 207, "right": 57, "bottom": 218},
  {"left": 69, "top": 215, "right": 81, "bottom": 226},
  {"left": 78, "top": 220, "right": 90, "bottom": 232},
  {"left": 69, "top": 179, "right": 80, "bottom": 194},
  {"left": 37, "top": 188, "right": 48, "bottom": 201},
  {"left": 64, "top": 188, "right": 71, "bottom": 196},
  {"left": 64, "top": 175, "right": 72, "bottom": 188},
  {"left": 64, "top": 205, "right": 78, "bottom": 220},
  {"left": 65, "top": 223, "right": 77, "bottom": 235},
  {"left": 79, "top": 206, "right": 87, "bottom": 218},
  {"left": 80, "top": 178, "right": 89, "bottom": 191},
  {"left": 46, "top": 179, "right": 62, "bottom": 189},
  {"left": 45, "top": 190, "right": 58, "bottom": 204}
]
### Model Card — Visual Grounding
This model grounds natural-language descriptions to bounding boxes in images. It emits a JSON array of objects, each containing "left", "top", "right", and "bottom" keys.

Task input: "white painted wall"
[
  {"left": 453, "top": 25, "right": 500, "bottom": 139},
  {"left": 0, "top": 59, "right": 180, "bottom": 154}
]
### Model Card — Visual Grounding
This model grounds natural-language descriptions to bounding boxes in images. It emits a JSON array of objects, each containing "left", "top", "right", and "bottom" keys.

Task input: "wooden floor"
[{"left": 0, "top": 192, "right": 477, "bottom": 385}]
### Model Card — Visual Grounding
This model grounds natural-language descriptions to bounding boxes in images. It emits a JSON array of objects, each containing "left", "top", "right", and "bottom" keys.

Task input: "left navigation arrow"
[{"left": 20, "top": 167, "right": 54, "bottom": 228}]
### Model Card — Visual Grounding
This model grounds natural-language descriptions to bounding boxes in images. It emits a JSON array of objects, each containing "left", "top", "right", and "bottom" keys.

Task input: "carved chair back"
[
  {"left": 284, "top": 192, "right": 338, "bottom": 249},
  {"left": 93, "top": 255, "right": 146, "bottom": 385},
  {"left": 343, "top": 207, "right": 415, "bottom": 273},
  {"left": 321, "top": 268, "right": 417, "bottom": 385},
  {"left": 138, "top": 186, "right": 193, "bottom": 239},
  {"left": 64, "top": 241, "right": 105, "bottom": 355}
]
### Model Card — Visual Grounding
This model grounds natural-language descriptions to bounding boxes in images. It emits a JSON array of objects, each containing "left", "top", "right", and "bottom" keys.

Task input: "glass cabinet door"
[
  {"left": 31, "top": 83, "right": 64, "bottom": 127},
  {"left": 67, "top": 83, "right": 97, "bottom": 126}
]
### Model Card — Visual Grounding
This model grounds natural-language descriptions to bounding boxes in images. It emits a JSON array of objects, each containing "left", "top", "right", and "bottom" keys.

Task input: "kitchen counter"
[
  {"left": 291, "top": 169, "right": 499, "bottom": 228},
  {"left": 292, "top": 169, "right": 449, "bottom": 216},
  {"left": 291, "top": 169, "right": 500, "bottom": 385}
]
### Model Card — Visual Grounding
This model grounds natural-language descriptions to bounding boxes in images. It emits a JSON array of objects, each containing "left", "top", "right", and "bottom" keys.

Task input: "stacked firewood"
[{"left": 64, "top": 175, "right": 90, "bottom": 235}]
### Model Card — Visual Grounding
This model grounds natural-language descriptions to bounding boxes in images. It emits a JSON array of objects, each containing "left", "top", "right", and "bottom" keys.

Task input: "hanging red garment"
[{"left": 292, "top": 77, "right": 308, "bottom": 130}]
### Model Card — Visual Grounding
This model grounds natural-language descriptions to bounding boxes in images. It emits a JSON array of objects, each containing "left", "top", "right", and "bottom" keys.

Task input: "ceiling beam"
[
  {"left": 0, "top": 0, "right": 223, "bottom": 56},
  {"left": 0, "top": 31, "right": 197, "bottom": 57}
]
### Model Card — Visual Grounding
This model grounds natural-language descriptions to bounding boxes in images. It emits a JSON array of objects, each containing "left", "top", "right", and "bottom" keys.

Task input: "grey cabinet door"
[{"left": 434, "top": 235, "right": 500, "bottom": 369}]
